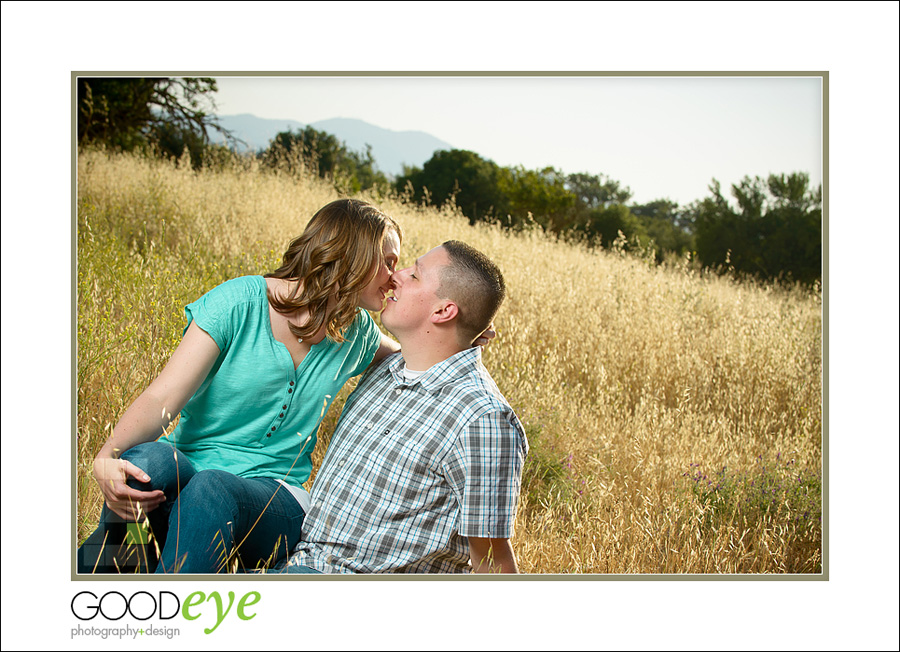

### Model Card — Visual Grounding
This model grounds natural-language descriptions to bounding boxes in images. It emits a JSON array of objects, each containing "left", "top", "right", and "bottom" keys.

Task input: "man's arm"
[{"left": 468, "top": 537, "right": 519, "bottom": 573}]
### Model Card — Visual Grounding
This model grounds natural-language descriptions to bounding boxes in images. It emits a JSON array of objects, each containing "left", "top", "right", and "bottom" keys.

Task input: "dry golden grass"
[{"left": 76, "top": 148, "right": 822, "bottom": 574}]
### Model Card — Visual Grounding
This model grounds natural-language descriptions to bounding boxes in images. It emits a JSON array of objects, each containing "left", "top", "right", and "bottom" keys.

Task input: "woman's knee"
[
  {"left": 164, "top": 471, "right": 245, "bottom": 554},
  {"left": 180, "top": 469, "right": 237, "bottom": 492},
  {"left": 174, "top": 470, "right": 241, "bottom": 515},
  {"left": 120, "top": 442, "right": 193, "bottom": 492}
]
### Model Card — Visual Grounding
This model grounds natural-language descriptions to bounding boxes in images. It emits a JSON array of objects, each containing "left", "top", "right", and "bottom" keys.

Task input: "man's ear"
[{"left": 431, "top": 301, "right": 458, "bottom": 324}]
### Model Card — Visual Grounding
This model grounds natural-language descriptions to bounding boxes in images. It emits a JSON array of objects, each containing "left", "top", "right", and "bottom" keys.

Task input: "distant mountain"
[
  {"left": 308, "top": 118, "right": 453, "bottom": 177},
  {"left": 211, "top": 114, "right": 305, "bottom": 153},
  {"left": 210, "top": 114, "right": 453, "bottom": 177}
]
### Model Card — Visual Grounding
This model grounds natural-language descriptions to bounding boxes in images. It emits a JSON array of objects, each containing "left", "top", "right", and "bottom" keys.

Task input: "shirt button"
[
  {"left": 288, "top": 388, "right": 293, "bottom": 393},
  {"left": 283, "top": 405, "right": 288, "bottom": 409},
  {"left": 271, "top": 426, "right": 276, "bottom": 431},
  {"left": 395, "top": 389, "right": 402, "bottom": 395},
  {"left": 290, "top": 381, "right": 295, "bottom": 386}
]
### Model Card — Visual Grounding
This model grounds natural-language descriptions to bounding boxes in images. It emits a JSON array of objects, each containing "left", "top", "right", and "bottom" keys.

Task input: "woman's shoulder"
[
  {"left": 321, "top": 309, "right": 379, "bottom": 355},
  {"left": 218, "top": 275, "right": 267, "bottom": 294},
  {"left": 189, "top": 276, "right": 267, "bottom": 321},
  {"left": 346, "top": 307, "right": 377, "bottom": 338},
  {"left": 186, "top": 276, "right": 269, "bottom": 345},
  {"left": 202, "top": 275, "right": 267, "bottom": 303}
]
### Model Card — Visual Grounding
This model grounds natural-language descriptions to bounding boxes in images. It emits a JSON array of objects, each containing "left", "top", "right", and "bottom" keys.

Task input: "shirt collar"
[{"left": 388, "top": 346, "right": 483, "bottom": 394}]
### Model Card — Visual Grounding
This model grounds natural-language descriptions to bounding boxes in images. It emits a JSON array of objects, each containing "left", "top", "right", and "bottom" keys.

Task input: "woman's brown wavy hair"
[{"left": 265, "top": 198, "right": 402, "bottom": 343}]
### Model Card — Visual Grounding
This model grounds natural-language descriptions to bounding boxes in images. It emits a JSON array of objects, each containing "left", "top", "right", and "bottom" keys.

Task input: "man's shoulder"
[
  {"left": 371, "top": 348, "right": 519, "bottom": 422},
  {"left": 437, "top": 356, "right": 529, "bottom": 464},
  {"left": 359, "top": 350, "right": 401, "bottom": 383},
  {"left": 442, "top": 359, "right": 507, "bottom": 406},
  {"left": 436, "top": 354, "right": 524, "bottom": 436}
]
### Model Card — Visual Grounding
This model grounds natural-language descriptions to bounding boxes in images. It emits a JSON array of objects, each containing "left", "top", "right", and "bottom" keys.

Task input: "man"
[{"left": 283, "top": 240, "right": 528, "bottom": 573}]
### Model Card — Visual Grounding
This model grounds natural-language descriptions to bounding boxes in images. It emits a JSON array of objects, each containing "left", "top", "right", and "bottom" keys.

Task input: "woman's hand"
[
  {"left": 93, "top": 455, "right": 166, "bottom": 521},
  {"left": 474, "top": 323, "right": 497, "bottom": 348}
]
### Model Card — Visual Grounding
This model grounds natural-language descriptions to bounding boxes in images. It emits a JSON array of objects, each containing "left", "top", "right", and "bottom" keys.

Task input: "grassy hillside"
[{"left": 76, "top": 149, "right": 823, "bottom": 574}]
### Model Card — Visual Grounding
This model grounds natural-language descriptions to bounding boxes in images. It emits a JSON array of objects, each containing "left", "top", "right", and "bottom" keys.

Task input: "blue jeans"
[
  {"left": 77, "top": 442, "right": 305, "bottom": 574},
  {"left": 270, "top": 565, "right": 322, "bottom": 574}
]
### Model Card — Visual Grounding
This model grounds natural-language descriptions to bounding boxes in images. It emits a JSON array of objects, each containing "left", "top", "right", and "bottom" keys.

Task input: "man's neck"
[{"left": 396, "top": 330, "right": 467, "bottom": 372}]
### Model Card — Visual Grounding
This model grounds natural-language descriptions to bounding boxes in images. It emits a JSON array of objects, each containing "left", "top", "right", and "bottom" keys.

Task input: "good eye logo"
[
  {"left": 71, "top": 590, "right": 260, "bottom": 634},
  {"left": 71, "top": 591, "right": 178, "bottom": 621}
]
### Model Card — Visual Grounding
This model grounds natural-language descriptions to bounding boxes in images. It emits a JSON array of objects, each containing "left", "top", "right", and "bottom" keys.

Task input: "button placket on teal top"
[{"left": 261, "top": 291, "right": 327, "bottom": 444}]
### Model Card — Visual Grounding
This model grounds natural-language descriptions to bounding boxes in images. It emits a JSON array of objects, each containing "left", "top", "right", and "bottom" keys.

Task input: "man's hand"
[
  {"left": 468, "top": 537, "right": 519, "bottom": 573},
  {"left": 93, "top": 456, "right": 165, "bottom": 521}
]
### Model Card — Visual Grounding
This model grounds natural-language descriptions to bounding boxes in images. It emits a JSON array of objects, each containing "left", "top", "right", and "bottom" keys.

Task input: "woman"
[{"left": 78, "top": 198, "right": 404, "bottom": 574}]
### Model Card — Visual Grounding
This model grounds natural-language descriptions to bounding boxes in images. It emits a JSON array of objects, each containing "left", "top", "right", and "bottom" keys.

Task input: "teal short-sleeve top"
[{"left": 158, "top": 276, "right": 381, "bottom": 488}]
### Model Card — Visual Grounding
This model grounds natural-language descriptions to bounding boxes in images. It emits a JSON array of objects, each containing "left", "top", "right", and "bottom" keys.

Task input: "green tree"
[
  {"left": 497, "top": 166, "right": 576, "bottom": 232},
  {"left": 693, "top": 179, "right": 758, "bottom": 274},
  {"left": 631, "top": 199, "right": 695, "bottom": 262},
  {"left": 693, "top": 173, "right": 821, "bottom": 283},
  {"left": 580, "top": 204, "right": 648, "bottom": 250},
  {"left": 760, "top": 173, "right": 822, "bottom": 284},
  {"left": 396, "top": 150, "right": 508, "bottom": 225},
  {"left": 348, "top": 144, "right": 388, "bottom": 192},
  {"left": 631, "top": 199, "right": 692, "bottom": 231},
  {"left": 566, "top": 172, "right": 632, "bottom": 208},
  {"left": 261, "top": 127, "right": 388, "bottom": 192},
  {"left": 558, "top": 172, "right": 645, "bottom": 248},
  {"left": 77, "top": 77, "right": 232, "bottom": 160}
]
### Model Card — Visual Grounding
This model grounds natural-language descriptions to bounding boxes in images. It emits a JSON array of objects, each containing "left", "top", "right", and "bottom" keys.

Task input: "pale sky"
[{"left": 211, "top": 74, "right": 822, "bottom": 206}]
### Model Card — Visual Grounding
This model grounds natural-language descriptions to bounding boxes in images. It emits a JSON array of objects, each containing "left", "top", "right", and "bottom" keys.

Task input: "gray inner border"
[{"left": 71, "top": 70, "right": 828, "bottom": 582}]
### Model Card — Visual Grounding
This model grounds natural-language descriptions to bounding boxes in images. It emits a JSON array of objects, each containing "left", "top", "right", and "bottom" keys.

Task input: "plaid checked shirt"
[{"left": 288, "top": 347, "right": 528, "bottom": 573}]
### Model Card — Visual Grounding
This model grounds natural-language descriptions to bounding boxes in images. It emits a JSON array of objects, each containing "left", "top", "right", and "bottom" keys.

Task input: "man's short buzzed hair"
[{"left": 437, "top": 240, "right": 506, "bottom": 345}]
